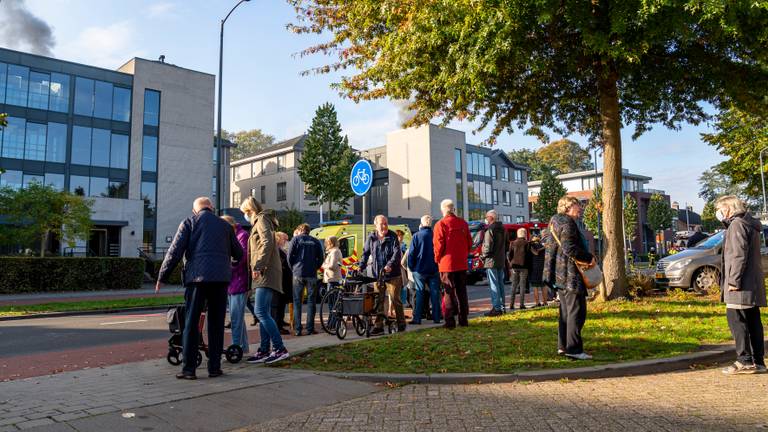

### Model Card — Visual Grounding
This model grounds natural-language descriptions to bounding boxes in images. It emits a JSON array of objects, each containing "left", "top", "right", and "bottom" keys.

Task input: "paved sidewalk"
[{"left": 0, "top": 285, "right": 184, "bottom": 306}]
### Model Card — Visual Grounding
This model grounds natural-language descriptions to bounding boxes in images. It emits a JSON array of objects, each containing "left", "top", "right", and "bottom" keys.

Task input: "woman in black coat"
[{"left": 528, "top": 235, "right": 547, "bottom": 307}]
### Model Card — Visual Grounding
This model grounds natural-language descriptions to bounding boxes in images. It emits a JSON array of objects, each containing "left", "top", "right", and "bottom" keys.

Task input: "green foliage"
[
  {"left": 508, "top": 139, "right": 593, "bottom": 181},
  {"left": 698, "top": 166, "right": 754, "bottom": 207},
  {"left": 583, "top": 185, "right": 603, "bottom": 236},
  {"left": 627, "top": 272, "right": 655, "bottom": 299},
  {"left": 223, "top": 128, "right": 276, "bottom": 161},
  {"left": 0, "top": 257, "right": 144, "bottom": 294},
  {"left": 701, "top": 201, "right": 720, "bottom": 233},
  {"left": 647, "top": 193, "right": 676, "bottom": 233},
  {"left": 0, "top": 112, "right": 6, "bottom": 127},
  {"left": 701, "top": 106, "right": 768, "bottom": 199},
  {"left": 277, "top": 207, "right": 306, "bottom": 237},
  {"left": 535, "top": 170, "right": 567, "bottom": 223},
  {"left": 298, "top": 103, "right": 357, "bottom": 214},
  {"left": 624, "top": 195, "right": 639, "bottom": 245}
]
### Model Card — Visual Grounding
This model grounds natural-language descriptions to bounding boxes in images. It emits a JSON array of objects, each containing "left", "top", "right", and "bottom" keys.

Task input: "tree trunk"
[
  {"left": 597, "top": 66, "right": 628, "bottom": 300},
  {"left": 40, "top": 230, "right": 48, "bottom": 258}
]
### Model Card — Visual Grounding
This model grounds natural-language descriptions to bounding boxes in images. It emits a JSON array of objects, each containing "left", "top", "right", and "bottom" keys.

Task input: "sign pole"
[{"left": 362, "top": 194, "right": 366, "bottom": 243}]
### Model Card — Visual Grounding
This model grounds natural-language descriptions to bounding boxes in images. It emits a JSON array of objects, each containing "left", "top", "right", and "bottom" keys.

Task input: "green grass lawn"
[
  {"left": 0, "top": 296, "right": 184, "bottom": 317},
  {"left": 287, "top": 294, "right": 764, "bottom": 374}
]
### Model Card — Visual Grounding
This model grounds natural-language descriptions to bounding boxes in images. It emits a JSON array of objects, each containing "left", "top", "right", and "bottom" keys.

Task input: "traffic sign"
[{"left": 350, "top": 159, "right": 373, "bottom": 196}]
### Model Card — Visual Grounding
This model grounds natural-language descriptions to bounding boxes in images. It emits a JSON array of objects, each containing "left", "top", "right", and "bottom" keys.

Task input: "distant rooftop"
[{"left": 528, "top": 168, "right": 652, "bottom": 186}]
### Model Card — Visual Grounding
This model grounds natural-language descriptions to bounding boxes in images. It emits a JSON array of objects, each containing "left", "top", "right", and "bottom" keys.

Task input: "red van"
[{"left": 466, "top": 221, "right": 547, "bottom": 284}]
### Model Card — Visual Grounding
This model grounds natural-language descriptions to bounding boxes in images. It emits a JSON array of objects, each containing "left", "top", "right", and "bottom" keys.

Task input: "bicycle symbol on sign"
[{"left": 352, "top": 169, "right": 370, "bottom": 187}]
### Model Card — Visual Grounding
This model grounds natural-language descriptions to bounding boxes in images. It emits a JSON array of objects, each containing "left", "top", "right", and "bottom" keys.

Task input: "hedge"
[{"left": 0, "top": 257, "right": 145, "bottom": 294}]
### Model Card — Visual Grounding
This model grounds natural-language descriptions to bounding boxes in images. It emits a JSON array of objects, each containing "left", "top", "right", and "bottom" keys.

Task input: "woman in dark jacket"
[
  {"left": 272, "top": 231, "right": 293, "bottom": 335},
  {"left": 528, "top": 235, "right": 546, "bottom": 307},
  {"left": 543, "top": 196, "right": 594, "bottom": 360}
]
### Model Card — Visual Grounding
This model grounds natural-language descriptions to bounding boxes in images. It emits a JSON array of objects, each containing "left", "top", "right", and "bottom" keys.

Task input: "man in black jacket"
[
  {"left": 686, "top": 226, "right": 707, "bottom": 248},
  {"left": 287, "top": 223, "right": 324, "bottom": 336},
  {"left": 156, "top": 197, "right": 243, "bottom": 380},
  {"left": 482, "top": 210, "right": 507, "bottom": 316}
]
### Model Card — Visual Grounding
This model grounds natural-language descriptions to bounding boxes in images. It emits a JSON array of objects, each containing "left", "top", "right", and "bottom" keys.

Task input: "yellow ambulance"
[{"left": 310, "top": 221, "right": 412, "bottom": 274}]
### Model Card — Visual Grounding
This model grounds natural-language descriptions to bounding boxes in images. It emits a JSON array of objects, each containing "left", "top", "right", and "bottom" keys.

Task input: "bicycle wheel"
[
  {"left": 352, "top": 315, "right": 366, "bottom": 336},
  {"left": 319, "top": 288, "right": 342, "bottom": 335}
]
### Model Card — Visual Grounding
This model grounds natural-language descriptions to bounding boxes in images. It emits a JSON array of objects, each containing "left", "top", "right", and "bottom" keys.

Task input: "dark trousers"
[
  {"left": 182, "top": 282, "right": 228, "bottom": 375},
  {"left": 727, "top": 307, "right": 765, "bottom": 366},
  {"left": 271, "top": 290, "right": 290, "bottom": 329},
  {"left": 440, "top": 271, "right": 469, "bottom": 328},
  {"left": 558, "top": 289, "right": 587, "bottom": 355}
]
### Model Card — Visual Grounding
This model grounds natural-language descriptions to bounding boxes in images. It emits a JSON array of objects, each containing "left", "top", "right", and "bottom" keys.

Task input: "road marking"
[{"left": 99, "top": 319, "right": 148, "bottom": 326}]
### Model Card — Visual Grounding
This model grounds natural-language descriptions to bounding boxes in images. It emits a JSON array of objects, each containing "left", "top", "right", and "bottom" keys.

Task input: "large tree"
[
  {"left": 535, "top": 171, "right": 567, "bottom": 223},
  {"left": 288, "top": 0, "right": 768, "bottom": 299},
  {"left": 647, "top": 193, "right": 677, "bottom": 254},
  {"left": 508, "top": 138, "right": 592, "bottom": 181},
  {"left": 298, "top": 103, "right": 357, "bottom": 215},
  {"left": 698, "top": 166, "right": 753, "bottom": 205},
  {"left": 701, "top": 200, "right": 719, "bottom": 233},
  {"left": 223, "top": 129, "right": 276, "bottom": 161}
]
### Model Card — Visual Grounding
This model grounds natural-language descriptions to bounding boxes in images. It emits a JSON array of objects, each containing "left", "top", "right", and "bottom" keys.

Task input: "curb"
[
  {"left": 306, "top": 347, "right": 736, "bottom": 384},
  {"left": 0, "top": 304, "right": 179, "bottom": 321}
]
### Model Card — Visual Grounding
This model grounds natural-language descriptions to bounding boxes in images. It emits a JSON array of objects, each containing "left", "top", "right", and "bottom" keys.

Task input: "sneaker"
[
  {"left": 722, "top": 361, "right": 757, "bottom": 375},
  {"left": 246, "top": 350, "right": 270, "bottom": 364},
  {"left": 519, "top": 305, "right": 526, "bottom": 310},
  {"left": 755, "top": 364, "right": 767, "bottom": 374},
  {"left": 483, "top": 309, "right": 502, "bottom": 317},
  {"left": 265, "top": 348, "right": 290, "bottom": 365},
  {"left": 397, "top": 324, "right": 407, "bottom": 332},
  {"left": 408, "top": 320, "right": 422, "bottom": 325},
  {"left": 565, "top": 352, "right": 593, "bottom": 360},
  {"left": 557, "top": 349, "right": 565, "bottom": 355},
  {"left": 370, "top": 327, "right": 385, "bottom": 335}
]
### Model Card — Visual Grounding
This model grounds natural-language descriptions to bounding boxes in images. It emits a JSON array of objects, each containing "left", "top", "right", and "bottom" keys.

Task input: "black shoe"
[
  {"left": 370, "top": 327, "right": 384, "bottom": 335},
  {"left": 224, "top": 322, "right": 231, "bottom": 329},
  {"left": 306, "top": 330, "right": 317, "bottom": 336},
  {"left": 176, "top": 372, "right": 196, "bottom": 380},
  {"left": 519, "top": 305, "right": 526, "bottom": 310},
  {"left": 397, "top": 324, "right": 407, "bottom": 332},
  {"left": 208, "top": 370, "right": 223, "bottom": 378},
  {"left": 484, "top": 309, "right": 502, "bottom": 317},
  {"left": 251, "top": 318, "right": 258, "bottom": 326},
  {"left": 294, "top": 330, "right": 302, "bottom": 337},
  {"left": 279, "top": 328, "right": 290, "bottom": 335},
  {"left": 408, "top": 320, "right": 421, "bottom": 325}
]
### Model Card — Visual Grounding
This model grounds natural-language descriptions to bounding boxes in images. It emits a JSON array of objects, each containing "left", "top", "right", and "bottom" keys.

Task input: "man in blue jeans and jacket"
[
  {"left": 287, "top": 223, "right": 324, "bottom": 336},
  {"left": 407, "top": 215, "right": 442, "bottom": 324},
  {"left": 156, "top": 197, "right": 243, "bottom": 380}
]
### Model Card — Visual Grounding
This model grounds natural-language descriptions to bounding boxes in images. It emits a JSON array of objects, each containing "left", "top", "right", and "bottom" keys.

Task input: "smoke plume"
[
  {"left": 393, "top": 99, "right": 417, "bottom": 126},
  {"left": 0, "top": 0, "right": 55, "bottom": 56}
]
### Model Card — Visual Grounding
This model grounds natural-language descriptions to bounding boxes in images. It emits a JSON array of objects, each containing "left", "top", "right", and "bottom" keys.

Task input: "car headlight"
[{"left": 667, "top": 259, "right": 692, "bottom": 271}]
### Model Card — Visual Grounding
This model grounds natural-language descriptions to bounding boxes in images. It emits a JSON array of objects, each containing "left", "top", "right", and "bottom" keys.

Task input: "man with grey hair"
[
  {"left": 715, "top": 195, "right": 766, "bottom": 374},
  {"left": 482, "top": 209, "right": 507, "bottom": 316},
  {"left": 407, "top": 214, "right": 442, "bottom": 324},
  {"left": 433, "top": 199, "right": 473, "bottom": 328},
  {"left": 156, "top": 196, "right": 243, "bottom": 379}
]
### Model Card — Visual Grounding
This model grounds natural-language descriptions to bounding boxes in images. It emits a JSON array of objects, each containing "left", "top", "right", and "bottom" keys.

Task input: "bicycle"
[
  {"left": 319, "top": 276, "right": 365, "bottom": 336},
  {"left": 351, "top": 169, "right": 370, "bottom": 187}
]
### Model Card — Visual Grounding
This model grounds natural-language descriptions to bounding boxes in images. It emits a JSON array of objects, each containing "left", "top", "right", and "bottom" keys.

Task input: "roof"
[
  {"left": 528, "top": 169, "right": 652, "bottom": 187},
  {"left": 231, "top": 134, "right": 307, "bottom": 165},
  {"left": 529, "top": 190, "right": 594, "bottom": 204},
  {"left": 492, "top": 149, "right": 530, "bottom": 171},
  {"left": 677, "top": 208, "right": 702, "bottom": 225}
]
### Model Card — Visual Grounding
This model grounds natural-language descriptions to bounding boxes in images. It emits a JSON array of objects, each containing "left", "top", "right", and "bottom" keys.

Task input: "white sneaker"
[
  {"left": 557, "top": 349, "right": 565, "bottom": 355},
  {"left": 565, "top": 352, "right": 593, "bottom": 360}
]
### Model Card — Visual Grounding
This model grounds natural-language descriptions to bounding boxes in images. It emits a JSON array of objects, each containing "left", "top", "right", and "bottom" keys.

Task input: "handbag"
[{"left": 550, "top": 225, "right": 603, "bottom": 289}]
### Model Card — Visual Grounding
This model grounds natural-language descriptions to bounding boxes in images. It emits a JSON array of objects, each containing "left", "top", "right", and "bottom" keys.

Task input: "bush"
[
  {"left": 627, "top": 272, "right": 656, "bottom": 299},
  {"left": 0, "top": 257, "right": 144, "bottom": 294}
]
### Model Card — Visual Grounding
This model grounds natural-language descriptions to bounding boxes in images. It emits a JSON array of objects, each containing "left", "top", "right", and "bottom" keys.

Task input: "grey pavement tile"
[
  {"left": 0, "top": 417, "right": 26, "bottom": 427},
  {"left": 15, "top": 419, "right": 54, "bottom": 430}
]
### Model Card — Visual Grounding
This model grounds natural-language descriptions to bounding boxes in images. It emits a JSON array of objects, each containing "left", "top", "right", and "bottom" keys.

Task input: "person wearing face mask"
[
  {"left": 716, "top": 195, "right": 766, "bottom": 375},
  {"left": 543, "top": 195, "right": 595, "bottom": 360}
]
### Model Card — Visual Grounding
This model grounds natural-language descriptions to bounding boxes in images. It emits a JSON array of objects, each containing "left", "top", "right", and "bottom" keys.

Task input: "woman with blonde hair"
[
  {"left": 239, "top": 197, "right": 289, "bottom": 365},
  {"left": 322, "top": 236, "right": 343, "bottom": 290}
]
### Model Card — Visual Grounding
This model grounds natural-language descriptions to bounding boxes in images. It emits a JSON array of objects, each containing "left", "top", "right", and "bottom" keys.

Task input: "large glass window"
[
  {"left": 24, "top": 122, "right": 47, "bottom": 161},
  {"left": 22, "top": 174, "right": 44, "bottom": 187},
  {"left": 89, "top": 176, "right": 109, "bottom": 197},
  {"left": 143, "top": 89, "right": 160, "bottom": 126},
  {"left": 91, "top": 128, "right": 111, "bottom": 167},
  {"left": 516, "top": 192, "right": 524, "bottom": 207},
  {"left": 94, "top": 81, "right": 113, "bottom": 119},
  {"left": 514, "top": 169, "right": 523, "bottom": 183},
  {"left": 485, "top": 156, "right": 491, "bottom": 177},
  {"left": 473, "top": 153, "right": 480, "bottom": 176},
  {"left": 260, "top": 185, "right": 266, "bottom": 204},
  {"left": 71, "top": 126, "right": 92, "bottom": 165},
  {"left": 6, "top": 64, "right": 29, "bottom": 106},
  {"left": 455, "top": 149, "right": 462, "bottom": 173},
  {"left": 501, "top": 167, "right": 510, "bottom": 182},
  {"left": 46, "top": 122, "right": 67, "bottom": 163},
  {"left": 277, "top": 154, "right": 286, "bottom": 172},
  {"left": 142, "top": 135, "right": 158, "bottom": 172},
  {"left": 69, "top": 175, "right": 90, "bottom": 196},
  {"left": 0, "top": 170, "right": 22, "bottom": 189},
  {"left": 45, "top": 173, "right": 65, "bottom": 191},
  {"left": 141, "top": 181, "right": 157, "bottom": 218},
  {"left": 110, "top": 133, "right": 129, "bottom": 169},
  {"left": 2, "top": 117, "right": 26, "bottom": 159},
  {"left": 49, "top": 73, "right": 70, "bottom": 112},
  {"left": 252, "top": 160, "right": 263, "bottom": 177},
  {"left": 108, "top": 180, "right": 128, "bottom": 198},
  {"left": 491, "top": 165, "right": 497, "bottom": 179},
  {"left": 0, "top": 62, "right": 6, "bottom": 103},
  {"left": 112, "top": 87, "right": 131, "bottom": 121},
  {"left": 456, "top": 178, "right": 463, "bottom": 217},
  {"left": 503, "top": 190, "right": 511, "bottom": 206},
  {"left": 27, "top": 71, "right": 50, "bottom": 110},
  {"left": 74, "top": 77, "right": 94, "bottom": 116},
  {"left": 492, "top": 189, "right": 499, "bottom": 205},
  {"left": 466, "top": 153, "right": 473, "bottom": 175}
]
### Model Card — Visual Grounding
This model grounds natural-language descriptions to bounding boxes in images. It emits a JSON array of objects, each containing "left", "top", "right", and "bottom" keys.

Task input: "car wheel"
[{"left": 693, "top": 267, "right": 719, "bottom": 293}]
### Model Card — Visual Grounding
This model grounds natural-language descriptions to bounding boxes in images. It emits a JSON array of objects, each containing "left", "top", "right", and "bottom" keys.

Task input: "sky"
[{"left": 1, "top": 0, "right": 727, "bottom": 212}]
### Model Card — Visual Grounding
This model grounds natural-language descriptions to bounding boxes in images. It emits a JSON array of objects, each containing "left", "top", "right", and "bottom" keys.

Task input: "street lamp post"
[
  {"left": 760, "top": 146, "right": 768, "bottom": 217},
  {"left": 216, "top": 0, "right": 250, "bottom": 214},
  {"left": 685, "top": 202, "right": 690, "bottom": 231}
]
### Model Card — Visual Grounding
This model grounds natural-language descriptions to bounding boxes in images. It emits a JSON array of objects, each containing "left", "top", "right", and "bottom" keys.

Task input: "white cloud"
[
  {"left": 146, "top": 2, "right": 176, "bottom": 18},
  {"left": 57, "top": 20, "right": 146, "bottom": 69}
]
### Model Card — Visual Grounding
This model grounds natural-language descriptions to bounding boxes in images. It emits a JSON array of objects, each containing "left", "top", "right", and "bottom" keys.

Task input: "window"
[
  {"left": 260, "top": 185, "right": 266, "bottom": 203},
  {"left": 502, "top": 190, "right": 511, "bottom": 206},
  {"left": 24, "top": 122, "right": 46, "bottom": 161},
  {"left": 484, "top": 156, "right": 491, "bottom": 178},
  {"left": 71, "top": 126, "right": 91, "bottom": 165},
  {"left": 0, "top": 62, "right": 6, "bottom": 103},
  {"left": 486, "top": 184, "right": 492, "bottom": 205},
  {"left": 69, "top": 175, "right": 90, "bottom": 196},
  {"left": 74, "top": 77, "right": 94, "bottom": 116},
  {"left": 514, "top": 169, "right": 523, "bottom": 183},
  {"left": 27, "top": 71, "right": 50, "bottom": 110},
  {"left": 110, "top": 133, "right": 129, "bottom": 169},
  {"left": 46, "top": 122, "right": 67, "bottom": 163},
  {"left": 94, "top": 81, "right": 113, "bottom": 119},
  {"left": 456, "top": 178, "right": 463, "bottom": 217},
  {"left": 276, "top": 182, "right": 287, "bottom": 201},
  {"left": 501, "top": 167, "right": 510, "bottom": 182},
  {"left": 112, "top": 86, "right": 131, "bottom": 121},
  {"left": 0, "top": 170, "right": 22, "bottom": 190},
  {"left": 45, "top": 173, "right": 65, "bottom": 191},
  {"left": 252, "top": 160, "right": 263, "bottom": 177},
  {"left": 108, "top": 181, "right": 128, "bottom": 198},
  {"left": 339, "top": 237, "right": 352, "bottom": 258},
  {"left": 516, "top": 216, "right": 525, "bottom": 223},
  {"left": 502, "top": 215, "right": 513, "bottom": 223},
  {"left": 516, "top": 192, "right": 524, "bottom": 207},
  {"left": 141, "top": 181, "right": 157, "bottom": 218},
  {"left": 49, "top": 73, "right": 70, "bottom": 113},
  {"left": 142, "top": 135, "right": 158, "bottom": 172},
  {"left": 91, "top": 128, "right": 111, "bottom": 167},
  {"left": 144, "top": 89, "right": 160, "bottom": 126},
  {"left": 466, "top": 153, "right": 473, "bottom": 175},
  {"left": 22, "top": 174, "right": 43, "bottom": 187},
  {"left": 2, "top": 117, "right": 25, "bottom": 159},
  {"left": 232, "top": 191, "right": 241, "bottom": 207},
  {"left": 6, "top": 64, "right": 29, "bottom": 106},
  {"left": 492, "top": 189, "right": 499, "bottom": 205},
  {"left": 455, "top": 149, "right": 462, "bottom": 173},
  {"left": 491, "top": 165, "right": 497, "bottom": 179},
  {"left": 473, "top": 153, "right": 480, "bottom": 176},
  {"left": 277, "top": 154, "right": 286, "bottom": 172},
  {"left": 478, "top": 154, "right": 485, "bottom": 177},
  {"left": 143, "top": 230, "right": 155, "bottom": 251},
  {"left": 89, "top": 177, "right": 109, "bottom": 197}
]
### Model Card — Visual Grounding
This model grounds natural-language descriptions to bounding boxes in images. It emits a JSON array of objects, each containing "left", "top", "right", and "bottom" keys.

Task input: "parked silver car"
[{"left": 655, "top": 229, "right": 768, "bottom": 292}]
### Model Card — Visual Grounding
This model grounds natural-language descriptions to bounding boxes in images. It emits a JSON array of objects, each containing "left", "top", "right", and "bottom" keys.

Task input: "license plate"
[{"left": 655, "top": 273, "right": 665, "bottom": 279}]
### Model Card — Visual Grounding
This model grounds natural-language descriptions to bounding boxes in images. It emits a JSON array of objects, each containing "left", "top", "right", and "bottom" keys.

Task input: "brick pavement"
[{"left": 244, "top": 367, "right": 768, "bottom": 432}]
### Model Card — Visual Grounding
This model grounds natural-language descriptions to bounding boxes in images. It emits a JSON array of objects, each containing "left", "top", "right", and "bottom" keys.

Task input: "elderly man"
[
  {"left": 156, "top": 197, "right": 243, "bottom": 379},
  {"left": 433, "top": 199, "right": 472, "bottom": 329},
  {"left": 716, "top": 195, "right": 766, "bottom": 375},
  {"left": 482, "top": 210, "right": 507, "bottom": 316},
  {"left": 408, "top": 215, "right": 442, "bottom": 324},
  {"left": 360, "top": 215, "right": 405, "bottom": 334}
]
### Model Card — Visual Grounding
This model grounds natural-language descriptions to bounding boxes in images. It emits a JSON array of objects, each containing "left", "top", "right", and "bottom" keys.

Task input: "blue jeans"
[
  {"left": 411, "top": 272, "right": 442, "bottom": 323},
  {"left": 292, "top": 277, "right": 318, "bottom": 332},
  {"left": 228, "top": 292, "right": 249, "bottom": 353},
  {"left": 486, "top": 268, "right": 506, "bottom": 312},
  {"left": 254, "top": 287, "right": 285, "bottom": 353}
]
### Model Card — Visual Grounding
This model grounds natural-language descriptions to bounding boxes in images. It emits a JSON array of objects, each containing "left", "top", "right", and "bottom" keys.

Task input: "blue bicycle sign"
[{"left": 350, "top": 160, "right": 373, "bottom": 196}]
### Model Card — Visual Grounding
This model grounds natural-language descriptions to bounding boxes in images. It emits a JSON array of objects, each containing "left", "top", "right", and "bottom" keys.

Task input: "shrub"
[
  {"left": 0, "top": 257, "right": 144, "bottom": 294},
  {"left": 627, "top": 272, "right": 656, "bottom": 299}
]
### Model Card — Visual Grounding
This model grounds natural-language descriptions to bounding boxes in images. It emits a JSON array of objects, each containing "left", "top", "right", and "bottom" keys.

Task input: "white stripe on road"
[{"left": 98, "top": 319, "right": 148, "bottom": 326}]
